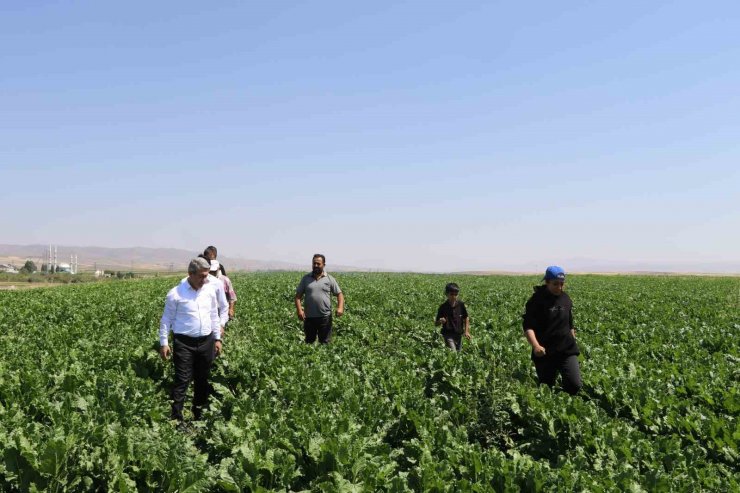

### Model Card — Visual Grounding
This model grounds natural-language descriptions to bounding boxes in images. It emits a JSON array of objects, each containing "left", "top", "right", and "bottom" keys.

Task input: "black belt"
[{"left": 174, "top": 333, "right": 213, "bottom": 343}]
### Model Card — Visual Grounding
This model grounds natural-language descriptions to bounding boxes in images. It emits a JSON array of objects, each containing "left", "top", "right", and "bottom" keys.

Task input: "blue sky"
[{"left": 1, "top": 1, "right": 738, "bottom": 271}]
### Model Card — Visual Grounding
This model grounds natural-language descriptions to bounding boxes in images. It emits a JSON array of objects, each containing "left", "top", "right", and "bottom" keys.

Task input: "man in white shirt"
[{"left": 159, "top": 258, "right": 223, "bottom": 421}]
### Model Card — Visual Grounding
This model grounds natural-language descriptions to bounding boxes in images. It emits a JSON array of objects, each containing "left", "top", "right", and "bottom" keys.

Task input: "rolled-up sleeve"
[{"left": 159, "top": 291, "right": 176, "bottom": 347}]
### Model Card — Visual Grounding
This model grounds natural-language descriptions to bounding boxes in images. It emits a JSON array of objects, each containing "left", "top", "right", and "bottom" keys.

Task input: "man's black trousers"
[
  {"left": 304, "top": 316, "right": 332, "bottom": 344},
  {"left": 533, "top": 354, "right": 582, "bottom": 395},
  {"left": 171, "top": 334, "right": 215, "bottom": 420}
]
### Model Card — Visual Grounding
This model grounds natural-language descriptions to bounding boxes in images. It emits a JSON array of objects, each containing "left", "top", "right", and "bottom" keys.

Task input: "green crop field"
[{"left": 0, "top": 273, "right": 738, "bottom": 492}]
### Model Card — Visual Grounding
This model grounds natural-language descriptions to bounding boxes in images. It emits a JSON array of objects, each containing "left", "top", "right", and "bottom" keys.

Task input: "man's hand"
[
  {"left": 533, "top": 345, "right": 546, "bottom": 357},
  {"left": 571, "top": 329, "right": 576, "bottom": 338},
  {"left": 215, "top": 340, "right": 223, "bottom": 357},
  {"left": 336, "top": 306, "right": 344, "bottom": 317},
  {"left": 438, "top": 317, "right": 447, "bottom": 325},
  {"left": 464, "top": 331, "right": 472, "bottom": 340},
  {"left": 159, "top": 345, "right": 171, "bottom": 360},
  {"left": 297, "top": 309, "right": 306, "bottom": 321}
]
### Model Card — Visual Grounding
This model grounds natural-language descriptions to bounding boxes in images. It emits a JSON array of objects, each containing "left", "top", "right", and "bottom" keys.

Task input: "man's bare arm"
[
  {"left": 336, "top": 292, "right": 345, "bottom": 317},
  {"left": 524, "top": 329, "right": 546, "bottom": 357},
  {"left": 294, "top": 294, "right": 305, "bottom": 320}
]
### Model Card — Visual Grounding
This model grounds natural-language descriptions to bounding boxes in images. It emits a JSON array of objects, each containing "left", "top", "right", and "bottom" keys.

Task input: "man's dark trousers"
[
  {"left": 304, "top": 316, "right": 332, "bottom": 344},
  {"left": 533, "top": 354, "right": 582, "bottom": 395},
  {"left": 171, "top": 334, "right": 216, "bottom": 420}
]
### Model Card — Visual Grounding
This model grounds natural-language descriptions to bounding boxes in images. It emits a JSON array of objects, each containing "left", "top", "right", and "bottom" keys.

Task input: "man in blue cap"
[{"left": 521, "top": 266, "right": 582, "bottom": 395}]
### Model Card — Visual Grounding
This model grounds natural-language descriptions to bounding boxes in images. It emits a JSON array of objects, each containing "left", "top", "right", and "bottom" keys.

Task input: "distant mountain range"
[
  {"left": 459, "top": 258, "right": 740, "bottom": 276},
  {"left": 552, "top": 257, "right": 740, "bottom": 275},
  {"left": 0, "top": 244, "right": 737, "bottom": 275},
  {"left": 0, "top": 244, "right": 363, "bottom": 273}
]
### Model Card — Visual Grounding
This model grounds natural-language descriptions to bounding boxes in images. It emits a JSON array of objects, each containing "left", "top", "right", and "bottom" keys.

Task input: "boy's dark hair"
[
  {"left": 204, "top": 246, "right": 218, "bottom": 257},
  {"left": 445, "top": 282, "right": 460, "bottom": 294},
  {"left": 313, "top": 253, "right": 326, "bottom": 264}
]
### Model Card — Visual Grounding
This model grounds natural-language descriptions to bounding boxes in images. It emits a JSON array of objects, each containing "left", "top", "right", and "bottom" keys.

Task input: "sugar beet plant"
[{"left": 0, "top": 273, "right": 738, "bottom": 491}]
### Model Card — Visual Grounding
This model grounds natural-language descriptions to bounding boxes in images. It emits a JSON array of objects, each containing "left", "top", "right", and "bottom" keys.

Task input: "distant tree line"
[{"left": 20, "top": 260, "right": 37, "bottom": 274}]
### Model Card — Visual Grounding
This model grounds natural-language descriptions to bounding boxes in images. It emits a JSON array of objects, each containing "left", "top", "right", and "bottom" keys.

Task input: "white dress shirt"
[
  {"left": 174, "top": 274, "right": 228, "bottom": 328},
  {"left": 159, "top": 278, "right": 222, "bottom": 347}
]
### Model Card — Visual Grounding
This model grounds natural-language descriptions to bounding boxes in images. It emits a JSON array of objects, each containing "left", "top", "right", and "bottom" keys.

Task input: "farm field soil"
[
  {"left": 0, "top": 273, "right": 738, "bottom": 491},
  {"left": 0, "top": 282, "right": 62, "bottom": 291}
]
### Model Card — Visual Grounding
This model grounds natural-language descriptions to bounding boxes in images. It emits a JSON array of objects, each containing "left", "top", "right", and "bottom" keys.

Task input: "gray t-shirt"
[{"left": 296, "top": 272, "right": 342, "bottom": 318}]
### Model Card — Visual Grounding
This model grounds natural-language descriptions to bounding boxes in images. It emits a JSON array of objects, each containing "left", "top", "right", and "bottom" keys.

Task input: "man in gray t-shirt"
[{"left": 294, "top": 254, "right": 344, "bottom": 344}]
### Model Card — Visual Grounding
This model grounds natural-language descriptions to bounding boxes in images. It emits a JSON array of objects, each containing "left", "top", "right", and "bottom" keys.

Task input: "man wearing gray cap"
[{"left": 159, "top": 258, "right": 223, "bottom": 421}]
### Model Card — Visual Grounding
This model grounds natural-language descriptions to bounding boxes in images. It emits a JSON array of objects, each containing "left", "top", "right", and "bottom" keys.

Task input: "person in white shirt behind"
[
  {"left": 218, "top": 263, "right": 237, "bottom": 321},
  {"left": 202, "top": 246, "right": 234, "bottom": 324},
  {"left": 208, "top": 259, "right": 231, "bottom": 334},
  {"left": 159, "top": 258, "right": 223, "bottom": 421}
]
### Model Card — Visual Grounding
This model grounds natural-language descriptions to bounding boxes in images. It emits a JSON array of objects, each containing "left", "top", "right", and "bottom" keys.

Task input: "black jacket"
[{"left": 522, "top": 286, "right": 579, "bottom": 358}]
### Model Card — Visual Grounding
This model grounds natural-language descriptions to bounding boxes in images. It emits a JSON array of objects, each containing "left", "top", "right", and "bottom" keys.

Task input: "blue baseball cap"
[{"left": 543, "top": 265, "right": 566, "bottom": 281}]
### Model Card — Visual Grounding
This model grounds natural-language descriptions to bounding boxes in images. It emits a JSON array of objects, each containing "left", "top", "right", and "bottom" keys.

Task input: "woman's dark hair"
[
  {"left": 204, "top": 245, "right": 217, "bottom": 257},
  {"left": 219, "top": 264, "right": 227, "bottom": 276}
]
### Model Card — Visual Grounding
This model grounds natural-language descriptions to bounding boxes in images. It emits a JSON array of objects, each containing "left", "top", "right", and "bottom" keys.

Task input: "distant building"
[
  {"left": 57, "top": 263, "right": 72, "bottom": 273},
  {"left": 0, "top": 264, "right": 19, "bottom": 274}
]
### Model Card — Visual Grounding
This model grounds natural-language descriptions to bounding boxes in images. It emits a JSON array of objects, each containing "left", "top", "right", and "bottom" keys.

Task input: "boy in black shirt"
[{"left": 435, "top": 283, "right": 471, "bottom": 351}]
